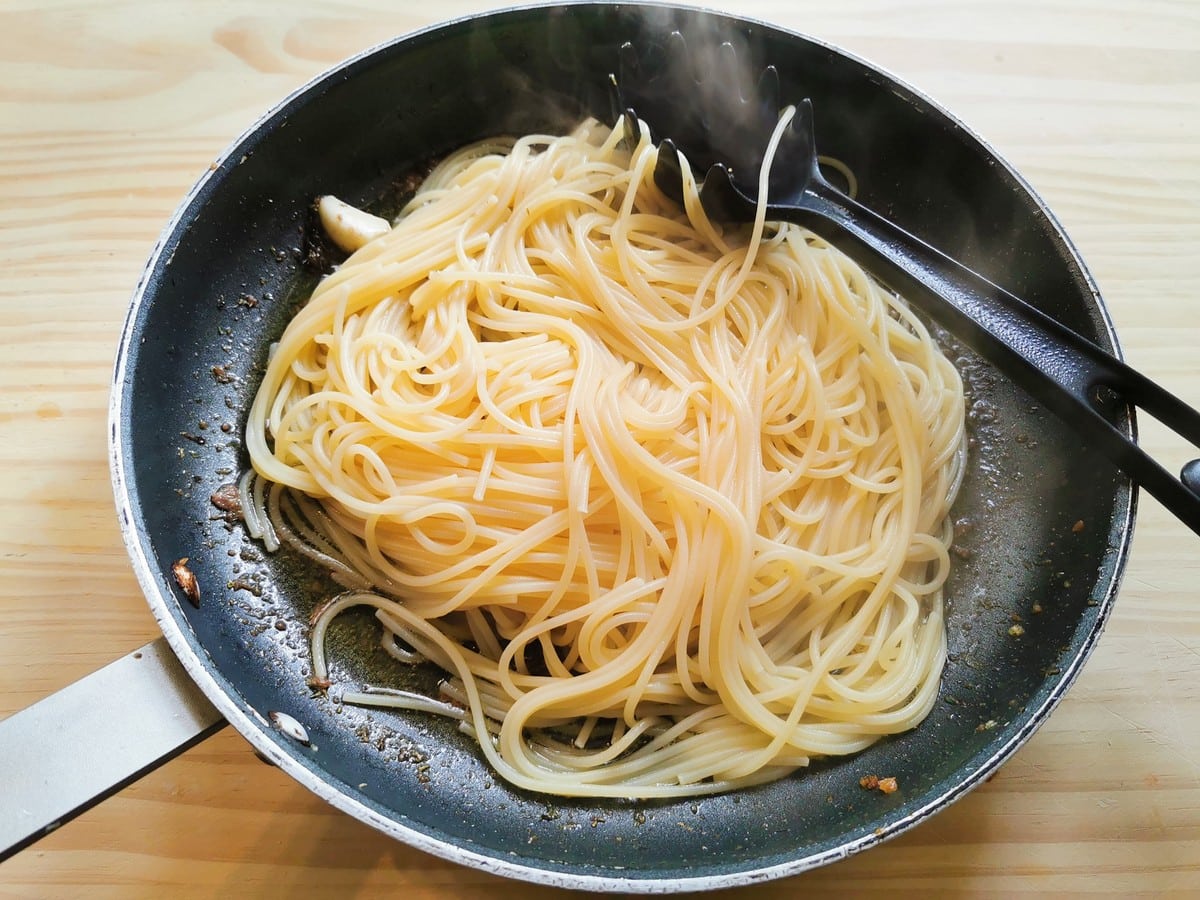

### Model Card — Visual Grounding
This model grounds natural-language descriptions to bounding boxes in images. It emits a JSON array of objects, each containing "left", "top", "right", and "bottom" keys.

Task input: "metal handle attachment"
[{"left": 0, "top": 637, "right": 225, "bottom": 861}]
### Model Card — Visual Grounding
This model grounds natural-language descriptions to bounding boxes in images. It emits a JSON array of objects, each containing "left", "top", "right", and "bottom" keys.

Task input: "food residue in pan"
[
  {"left": 269, "top": 709, "right": 311, "bottom": 745},
  {"left": 171, "top": 557, "right": 200, "bottom": 607},
  {"left": 858, "top": 775, "right": 899, "bottom": 795}
]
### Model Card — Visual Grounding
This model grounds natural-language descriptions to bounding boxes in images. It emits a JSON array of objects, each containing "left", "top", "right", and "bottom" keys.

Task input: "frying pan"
[{"left": 0, "top": 2, "right": 1139, "bottom": 890}]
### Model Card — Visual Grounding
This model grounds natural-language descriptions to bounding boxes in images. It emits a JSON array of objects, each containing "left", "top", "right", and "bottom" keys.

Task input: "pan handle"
[{"left": 0, "top": 637, "right": 226, "bottom": 861}]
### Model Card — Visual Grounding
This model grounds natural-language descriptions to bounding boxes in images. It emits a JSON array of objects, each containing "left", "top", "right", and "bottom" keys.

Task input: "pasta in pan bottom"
[{"left": 244, "top": 115, "right": 966, "bottom": 799}]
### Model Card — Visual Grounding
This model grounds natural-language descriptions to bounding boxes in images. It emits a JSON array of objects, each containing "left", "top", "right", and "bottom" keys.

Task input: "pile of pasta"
[{"left": 245, "top": 117, "right": 966, "bottom": 798}]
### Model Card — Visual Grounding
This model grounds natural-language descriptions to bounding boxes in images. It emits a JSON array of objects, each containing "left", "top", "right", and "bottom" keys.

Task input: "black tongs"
[{"left": 612, "top": 34, "right": 1200, "bottom": 535}]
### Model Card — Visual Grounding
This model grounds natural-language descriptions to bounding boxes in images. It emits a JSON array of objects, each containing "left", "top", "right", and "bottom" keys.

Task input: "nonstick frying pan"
[{"left": 1, "top": 2, "right": 1140, "bottom": 890}]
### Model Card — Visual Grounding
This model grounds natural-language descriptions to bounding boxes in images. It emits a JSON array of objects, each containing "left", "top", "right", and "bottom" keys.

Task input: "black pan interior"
[{"left": 114, "top": 3, "right": 1134, "bottom": 888}]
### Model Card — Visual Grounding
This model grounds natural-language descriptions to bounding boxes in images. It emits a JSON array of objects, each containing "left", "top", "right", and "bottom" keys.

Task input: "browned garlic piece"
[{"left": 317, "top": 195, "right": 391, "bottom": 253}]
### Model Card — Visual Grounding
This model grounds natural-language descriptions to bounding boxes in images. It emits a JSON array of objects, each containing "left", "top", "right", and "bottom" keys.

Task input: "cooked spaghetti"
[{"left": 244, "top": 115, "right": 966, "bottom": 798}]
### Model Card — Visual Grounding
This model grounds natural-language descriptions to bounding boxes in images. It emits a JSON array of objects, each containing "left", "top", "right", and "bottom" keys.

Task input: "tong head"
[{"left": 611, "top": 33, "right": 822, "bottom": 220}]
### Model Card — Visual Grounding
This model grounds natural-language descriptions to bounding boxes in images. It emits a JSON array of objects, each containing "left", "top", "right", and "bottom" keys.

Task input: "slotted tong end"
[
  {"left": 613, "top": 35, "right": 824, "bottom": 216},
  {"left": 610, "top": 33, "right": 1200, "bottom": 534}
]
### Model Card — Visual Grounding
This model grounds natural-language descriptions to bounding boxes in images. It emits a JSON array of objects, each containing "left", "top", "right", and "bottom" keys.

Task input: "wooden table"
[{"left": 1, "top": 0, "right": 1197, "bottom": 895}]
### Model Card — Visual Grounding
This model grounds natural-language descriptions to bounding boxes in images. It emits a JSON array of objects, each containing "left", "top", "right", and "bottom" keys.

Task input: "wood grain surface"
[{"left": 1, "top": 0, "right": 1197, "bottom": 896}]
